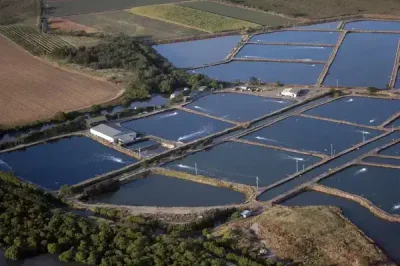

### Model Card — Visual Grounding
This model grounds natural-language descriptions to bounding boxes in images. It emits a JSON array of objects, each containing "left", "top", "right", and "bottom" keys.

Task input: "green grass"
[
  {"left": 180, "top": 1, "right": 296, "bottom": 26},
  {"left": 128, "top": 4, "right": 260, "bottom": 33}
]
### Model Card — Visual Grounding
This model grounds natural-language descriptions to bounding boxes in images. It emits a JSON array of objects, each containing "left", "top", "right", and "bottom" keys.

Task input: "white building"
[
  {"left": 90, "top": 124, "right": 137, "bottom": 145},
  {"left": 280, "top": 88, "right": 299, "bottom": 98},
  {"left": 240, "top": 210, "right": 253, "bottom": 218}
]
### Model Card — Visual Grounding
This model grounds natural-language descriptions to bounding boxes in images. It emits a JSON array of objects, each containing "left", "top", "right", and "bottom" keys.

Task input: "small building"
[
  {"left": 240, "top": 210, "right": 253, "bottom": 218},
  {"left": 90, "top": 124, "right": 137, "bottom": 145},
  {"left": 280, "top": 88, "right": 299, "bottom": 98},
  {"left": 86, "top": 116, "right": 107, "bottom": 127},
  {"left": 198, "top": 86, "right": 208, "bottom": 92}
]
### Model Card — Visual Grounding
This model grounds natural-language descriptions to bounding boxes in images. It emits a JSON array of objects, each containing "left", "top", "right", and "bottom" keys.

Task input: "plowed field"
[{"left": 0, "top": 35, "right": 123, "bottom": 126}]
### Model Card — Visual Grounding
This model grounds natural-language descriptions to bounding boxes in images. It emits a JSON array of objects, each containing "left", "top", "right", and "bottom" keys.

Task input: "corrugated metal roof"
[{"left": 91, "top": 124, "right": 131, "bottom": 137}]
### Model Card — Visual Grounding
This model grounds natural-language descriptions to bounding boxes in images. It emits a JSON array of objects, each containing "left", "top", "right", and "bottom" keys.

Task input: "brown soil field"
[
  {"left": 224, "top": 0, "right": 400, "bottom": 19},
  {"left": 0, "top": 35, "right": 123, "bottom": 126},
  {"left": 48, "top": 17, "right": 100, "bottom": 33}
]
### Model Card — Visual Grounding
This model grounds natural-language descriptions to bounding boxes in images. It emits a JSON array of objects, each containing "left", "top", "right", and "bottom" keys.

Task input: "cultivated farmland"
[
  {"left": 180, "top": 1, "right": 296, "bottom": 26},
  {"left": 0, "top": 35, "right": 123, "bottom": 126},
  {"left": 0, "top": 25, "right": 70, "bottom": 55},
  {"left": 128, "top": 4, "right": 260, "bottom": 33},
  {"left": 67, "top": 11, "right": 203, "bottom": 40}
]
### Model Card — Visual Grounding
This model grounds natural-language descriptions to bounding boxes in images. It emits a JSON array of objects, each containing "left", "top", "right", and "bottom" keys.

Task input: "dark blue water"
[
  {"left": 235, "top": 44, "right": 333, "bottom": 61},
  {"left": 395, "top": 69, "right": 400, "bottom": 89},
  {"left": 0, "top": 251, "right": 80, "bottom": 266},
  {"left": 345, "top": 20, "right": 400, "bottom": 31},
  {"left": 386, "top": 117, "right": 400, "bottom": 128},
  {"left": 293, "top": 21, "right": 340, "bottom": 30},
  {"left": 153, "top": 35, "right": 242, "bottom": 68},
  {"left": 121, "top": 110, "right": 233, "bottom": 143},
  {"left": 185, "top": 93, "right": 294, "bottom": 122},
  {"left": 101, "top": 95, "right": 168, "bottom": 115},
  {"left": 190, "top": 61, "right": 323, "bottom": 85},
  {"left": 90, "top": 174, "right": 245, "bottom": 207},
  {"left": 165, "top": 141, "right": 321, "bottom": 186},
  {"left": 282, "top": 191, "right": 400, "bottom": 264},
  {"left": 243, "top": 116, "right": 381, "bottom": 155},
  {"left": 304, "top": 97, "right": 400, "bottom": 126},
  {"left": 379, "top": 143, "right": 400, "bottom": 156},
  {"left": 363, "top": 156, "right": 400, "bottom": 165},
  {"left": 258, "top": 131, "right": 400, "bottom": 201},
  {"left": 0, "top": 136, "right": 136, "bottom": 190},
  {"left": 324, "top": 33, "right": 400, "bottom": 88},
  {"left": 249, "top": 31, "right": 340, "bottom": 44},
  {"left": 320, "top": 165, "right": 400, "bottom": 214}
]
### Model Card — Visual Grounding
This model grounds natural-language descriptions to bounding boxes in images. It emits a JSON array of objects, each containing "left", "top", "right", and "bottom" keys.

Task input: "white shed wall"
[{"left": 90, "top": 129, "right": 115, "bottom": 143}]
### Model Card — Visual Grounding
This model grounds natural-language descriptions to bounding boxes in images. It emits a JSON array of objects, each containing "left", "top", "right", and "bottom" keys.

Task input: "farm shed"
[{"left": 90, "top": 124, "right": 137, "bottom": 144}]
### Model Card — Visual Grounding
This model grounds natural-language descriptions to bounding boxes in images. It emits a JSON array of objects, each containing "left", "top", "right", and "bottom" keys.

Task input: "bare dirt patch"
[
  {"left": 48, "top": 17, "right": 100, "bottom": 33},
  {"left": 0, "top": 35, "right": 123, "bottom": 126}
]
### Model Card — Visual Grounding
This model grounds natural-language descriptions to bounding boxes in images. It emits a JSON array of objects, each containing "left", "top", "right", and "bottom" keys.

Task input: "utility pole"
[
  {"left": 195, "top": 163, "right": 198, "bottom": 175},
  {"left": 138, "top": 147, "right": 141, "bottom": 158},
  {"left": 296, "top": 160, "right": 299, "bottom": 173},
  {"left": 362, "top": 132, "right": 365, "bottom": 142},
  {"left": 336, "top": 79, "right": 339, "bottom": 87},
  {"left": 303, "top": 164, "right": 305, "bottom": 171},
  {"left": 256, "top": 176, "right": 259, "bottom": 191},
  {"left": 330, "top": 143, "right": 333, "bottom": 156}
]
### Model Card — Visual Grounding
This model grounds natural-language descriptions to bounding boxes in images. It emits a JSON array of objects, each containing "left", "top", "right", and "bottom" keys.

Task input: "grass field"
[
  {"left": 128, "top": 4, "right": 259, "bottom": 33},
  {"left": 225, "top": 0, "right": 400, "bottom": 19},
  {"left": 180, "top": 1, "right": 296, "bottom": 26},
  {"left": 0, "top": 0, "right": 39, "bottom": 25},
  {"left": 67, "top": 10, "right": 203, "bottom": 40},
  {"left": 0, "top": 35, "right": 122, "bottom": 126},
  {"left": 0, "top": 25, "right": 71, "bottom": 55}
]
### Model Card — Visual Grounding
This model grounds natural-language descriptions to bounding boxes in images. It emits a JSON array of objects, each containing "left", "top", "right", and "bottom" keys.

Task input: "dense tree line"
[
  {"left": 53, "top": 36, "right": 222, "bottom": 102},
  {"left": 0, "top": 172, "right": 281, "bottom": 265}
]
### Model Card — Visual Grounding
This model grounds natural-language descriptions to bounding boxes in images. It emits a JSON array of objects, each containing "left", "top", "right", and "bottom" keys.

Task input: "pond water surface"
[
  {"left": 386, "top": 117, "right": 400, "bottom": 128},
  {"left": 90, "top": 174, "right": 245, "bottom": 207},
  {"left": 379, "top": 143, "right": 400, "bottom": 156},
  {"left": 249, "top": 31, "right": 340, "bottom": 44},
  {"left": 121, "top": 110, "right": 233, "bottom": 143},
  {"left": 165, "top": 141, "right": 321, "bottom": 186},
  {"left": 191, "top": 61, "right": 323, "bottom": 85},
  {"left": 304, "top": 97, "right": 400, "bottom": 126},
  {"left": 293, "top": 21, "right": 340, "bottom": 30},
  {"left": 0, "top": 136, "right": 136, "bottom": 190},
  {"left": 185, "top": 93, "right": 294, "bottom": 122},
  {"left": 363, "top": 156, "right": 400, "bottom": 165},
  {"left": 319, "top": 165, "right": 400, "bottom": 214},
  {"left": 344, "top": 20, "right": 400, "bottom": 31},
  {"left": 324, "top": 33, "right": 400, "bottom": 88},
  {"left": 242, "top": 116, "right": 381, "bottom": 155},
  {"left": 282, "top": 191, "right": 400, "bottom": 264},
  {"left": 153, "top": 35, "right": 242, "bottom": 68},
  {"left": 235, "top": 44, "right": 333, "bottom": 61}
]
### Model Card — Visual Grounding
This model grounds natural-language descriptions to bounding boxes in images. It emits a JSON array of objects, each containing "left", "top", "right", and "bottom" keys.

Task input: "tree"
[
  {"left": 276, "top": 80, "right": 284, "bottom": 87},
  {"left": 59, "top": 248, "right": 75, "bottom": 262},
  {"left": 59, "top": 184, "right": 73, "bottom": 196},
  {"left": 53, "top": 112, "right": 68, "bottom": 122},
  {"left": 367, "top": 87, "right": 378, "bottom": 94},
  {"left": 5, "top": 245, "right": 22, "bottom": 260},
  {"left": 48, "top": 243, "right": 60, "bottom": 254},
  {"left": 248, "top": 76, "right": 259, "bottom": 85}
]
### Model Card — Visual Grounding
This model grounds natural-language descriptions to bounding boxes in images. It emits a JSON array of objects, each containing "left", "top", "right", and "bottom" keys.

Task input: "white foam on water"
[
  {"left": 347, "top": 98, "right": 354, "bottom": 102},
  {"left": 177, "top": 125, "right": 212, "bottom": 142},
  {"left": 357, "top": 130, "right": 371, "bottom": 135},
  {"left": 354, "top": 167, "right": 367, "bottom": 175},
  {"left": 159, "top": 111, "right": 178, "bottom": 119},
  {"left": 255, "top": 136, "right": 279, "bottom": 143},
  {"left": 262, "top": 99, "right": 286, "bottom": 104},
  {"left": 89, "top": 153, "right": 128, "bottom": 164},
  {"left": 310, "top": 64, "right": 316, "bottom": 67},
  {"left": 391, "top": 203, "right": 400, "bottom": 212},
  {"left": 303, "top": 59, "right": 313, "bottom": 62},
  {"left": 281, "top": 154, "right": 306, "bottom": 161},
  {"left": 289, "top": 46, "right": 325, "bottom": 50},
  {"left": 194, "top": 106, "right": 212, "bottom": 113},
  {"left": 0, "top": 159, "right": 12, "bottom": 171},
  {"left": 176, "top": 164, "right": 195, "bottom": 170},
  {"left": 369, "top": 118, "right": 376, "bottom": 123}
]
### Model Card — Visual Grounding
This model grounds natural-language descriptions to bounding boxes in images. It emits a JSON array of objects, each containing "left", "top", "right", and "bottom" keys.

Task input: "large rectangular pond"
[
  {"left": 242, "top": 116, "right": 382, "bottom": 155},
  {"left": 363, "top": 156, "right": 400, "bottom": 166},
  {"left": 387, "top": 117, "right": 400, "bottom": 128},
  {"left": 235, "top": 44, "right": 333, "bottom": 61},
  {"left": 89, "top": 174, "right": 245, "bottom": 207},
  {"left": 258, "top": 131, "right": 400, "bottom": 201},
  {"left": 304, "top": 97, "right": 400, "bottom": 126},
  {"left": 379, "top": 143, "right": 400, "bottom": 156},
  {"left": 165, "top": 141, "right": 321, "bottom": 187},
  {"left": 282, "top": 191, "right": 400, "bottom": 264},
  {"left": 324, "top": 33, "right": 400, "bottom": 88},
  {"left": 320, "top": 165, "right": 400, "bottom": 214},
  {"left": 191, "top": 61, "right": 323, "bottom": 85},
  {"left": 293, "top": 21, "right": 340, "bottom": 30},
  {"left": 0, "top": 136, "right": 136, "bottom": 190},
  {"left": 249, "top": 31, "right": 340, "bottom": 44},
  {"left": 101, "top": 94, "right": 169, "bottom": 115},
  {"left": 153, "top": 35, "right": 242, "bottom": 68},
  {"left": 344, "top": 20, "right": 400, "bottom": 31},
  {"left": 185, "top": 93, "right": 294, "bottom": 122},
  {"left": 121, "top": 110, "right": 233, "bottom": 143}
]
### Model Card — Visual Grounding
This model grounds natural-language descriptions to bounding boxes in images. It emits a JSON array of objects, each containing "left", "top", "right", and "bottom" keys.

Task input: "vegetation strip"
[{"left": 128, "top": 4, "right": 259, "bottom": 33}]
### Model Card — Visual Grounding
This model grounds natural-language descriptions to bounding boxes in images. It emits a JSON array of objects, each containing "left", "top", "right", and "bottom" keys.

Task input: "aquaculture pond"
[
  {"left": 379, "top": 143, "right": 400, "bottom": 156},
  {"left": 304, "top": 97, "right": 400, "bottom": 126},
  {"left": 324, "top": 33, "right": 400, "bottom": 88},
  {"left": 282, "top": 191, "right": 400, "bottom": 264},
  {"left": 242, "top": 116, "right": 381, "bottom": 155},
  {"left": 249, "top": 31, "right": 340, "bottom": 44},
  {"left": 121, "top": 110, "right": 233, "bottom": 143},
  {"left": 293, "top": 21, "right": 340, "bottom": 30},
  {"left": 257, "top": 131, "right": 400, "bottom": 201},
  {"left": 0, "top": 136, "right": 136, "bottom": 190},
  {"left": 395, "top": 69, "right": 400, "bottom": 89},
  {"left": 235, "top": 44, "right": 333, "bottom": 61},
  {"left": 320, "top": 165, "right": 400, "bottom": 214},
  {"left": 386, "top": 117, "right": 400, "bottom": 128},
  {"left": 165, "top": 141, "right": 321, "bottom": 187},
  {"left": 89, "top": 174, "right": 245, "bottom": 207},
  {"left": 101, "top": 94, "right": 169, "bottom": 115},
  {"left": 344, "top": 20, "right": 400, "bottom": 31},
  {"left": 153, "top": 35, "right": 242, "bottom": 68},
  {"left": 185, "top": 93, "right": 295, "bottom": 122},
  {"left": 363, "top": 156, "right": 400, "bottom": 166},
  {"left": 191, "top": 61, "right": 323, "bottom": 85}
]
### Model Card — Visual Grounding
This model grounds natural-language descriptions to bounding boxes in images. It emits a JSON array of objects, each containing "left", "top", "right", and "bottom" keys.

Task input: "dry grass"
[
  {"left": 0, "top": 0, "right": 39, "bottom": 25},
  {"left": 48, "top": 17, "right": 100, "bottom": 33},
  {"left": 128, "top": 4, "right": 260, "bottom": 33},
  {"left": 253, "top": 206, "right": 393, "bottom": 266}
]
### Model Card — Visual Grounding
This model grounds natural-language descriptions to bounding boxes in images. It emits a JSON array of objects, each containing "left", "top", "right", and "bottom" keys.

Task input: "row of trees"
[{"left": 0, "top": 172, "right": 282, "bottom": 266}]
